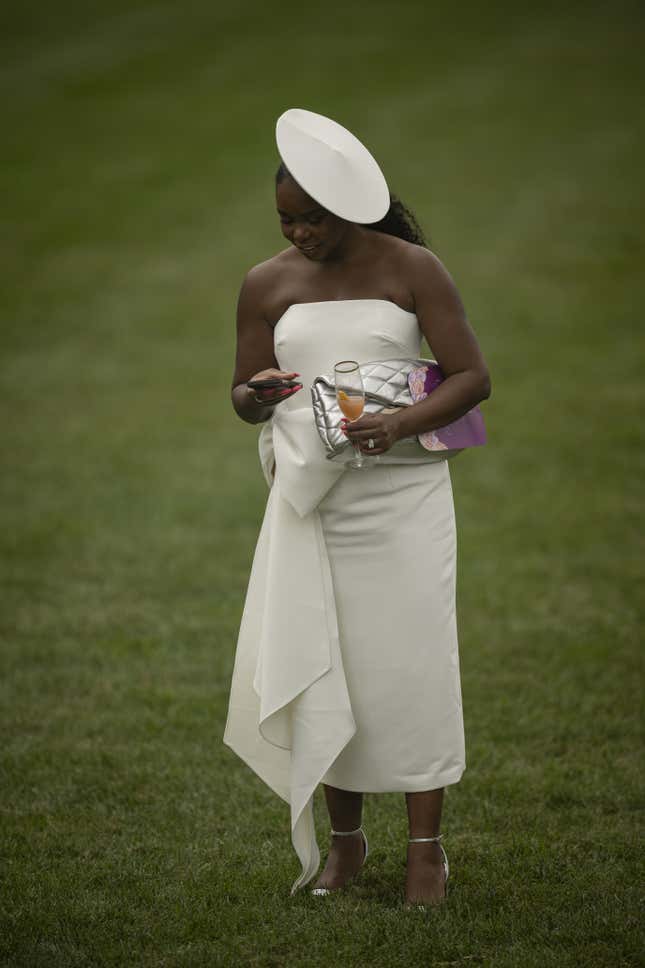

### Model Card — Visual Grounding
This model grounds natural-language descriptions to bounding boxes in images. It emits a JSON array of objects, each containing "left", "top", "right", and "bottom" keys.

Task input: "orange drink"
[
  {"left": 337, "top": 389, "right": 365, "bottom": 422},
  {"left": 334, "top": 360, "right": 369, "bottom": 469}
]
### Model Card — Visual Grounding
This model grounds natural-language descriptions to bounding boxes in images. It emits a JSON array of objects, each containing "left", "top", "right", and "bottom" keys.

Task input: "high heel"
[
  {"left": 310, "top": 825, "right": 369, "bottom": 896},
  {"left": 405, "top": 833, "right": 449, "bottom": 907}
]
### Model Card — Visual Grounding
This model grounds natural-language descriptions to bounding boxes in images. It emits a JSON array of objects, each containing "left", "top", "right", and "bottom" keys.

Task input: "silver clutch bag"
[{"left": 311, "top": 357, "right": 464, "bottom": 463}]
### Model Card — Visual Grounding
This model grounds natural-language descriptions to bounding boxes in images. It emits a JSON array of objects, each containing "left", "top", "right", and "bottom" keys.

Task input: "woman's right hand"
[{"left": 246, "top": 368, "right": 303, "bottom": 407}]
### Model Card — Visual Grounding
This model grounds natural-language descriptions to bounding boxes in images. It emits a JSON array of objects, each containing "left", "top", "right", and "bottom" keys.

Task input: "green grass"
[{"left": 1, "top": 1, "right": 643, "bottom": 965}]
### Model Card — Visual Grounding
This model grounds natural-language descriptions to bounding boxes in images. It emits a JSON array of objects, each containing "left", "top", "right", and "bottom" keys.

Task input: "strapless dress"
[{"left": 223, "top": 300, "right": 465, "bottom": 895}]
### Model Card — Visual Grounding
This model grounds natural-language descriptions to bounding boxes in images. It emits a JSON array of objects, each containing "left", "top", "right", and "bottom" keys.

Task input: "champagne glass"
[{"left": 334, "top": 360, "right": 369, "bottom": 470}]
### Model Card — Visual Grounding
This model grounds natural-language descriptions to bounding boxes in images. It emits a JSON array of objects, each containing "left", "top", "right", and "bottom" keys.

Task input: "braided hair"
[{"left": 275, "top": 162, "right": 428, "bottom": 248}]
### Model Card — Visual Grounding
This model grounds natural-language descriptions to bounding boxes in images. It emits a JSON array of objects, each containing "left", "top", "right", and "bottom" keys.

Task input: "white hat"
[{"left": 275, "top": 108, "right": 390, "bottom": 224}]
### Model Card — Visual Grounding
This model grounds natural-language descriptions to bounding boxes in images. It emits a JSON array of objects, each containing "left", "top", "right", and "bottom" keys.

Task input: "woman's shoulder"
[
  {"left": 243, "top": 246, "right": 299, "bottom": 280},
  {"left": 373, "top": 231, "right": 445, "bottom": 271},
  {"left": 368, "top": 233, "right": 452, "bottom": 305},
  {"left": 237, "top": 249, "right": 297, "bottom": 323},
  {"left": 239, "top": 248, "right": 296, "bottom": 299}
]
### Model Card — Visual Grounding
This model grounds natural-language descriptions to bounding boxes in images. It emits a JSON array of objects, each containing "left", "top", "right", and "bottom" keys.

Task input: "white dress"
[{"left": 223, "top": 299, "right": 465, "bottom": 895}]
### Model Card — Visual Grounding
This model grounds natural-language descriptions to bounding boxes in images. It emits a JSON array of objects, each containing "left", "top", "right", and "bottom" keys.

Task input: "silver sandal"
[
  {"left": 311, "top": 825, "right": 369, "bottom": 896},
  {"left": 406, "top": 833, "right": 449, "bottom": 905}
]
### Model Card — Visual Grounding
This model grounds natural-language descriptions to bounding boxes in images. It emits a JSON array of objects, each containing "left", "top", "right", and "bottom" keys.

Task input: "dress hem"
[{"left": 319, "top": 764, "right": 466, "bottom": 794}]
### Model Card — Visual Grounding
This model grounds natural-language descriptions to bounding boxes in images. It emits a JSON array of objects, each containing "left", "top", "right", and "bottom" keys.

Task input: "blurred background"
[{"left": 1, "top": 1, "right": 642, "bottom": 965}]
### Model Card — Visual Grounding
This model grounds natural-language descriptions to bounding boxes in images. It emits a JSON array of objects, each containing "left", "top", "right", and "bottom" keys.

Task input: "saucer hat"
[{"left": 275, "top": 108, "right": 391, "bottom": 224}]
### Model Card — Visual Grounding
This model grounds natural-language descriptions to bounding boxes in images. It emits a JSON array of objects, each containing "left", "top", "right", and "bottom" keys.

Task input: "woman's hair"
[{"left": 275, "top": 162, "right": 428, "bottom": 247}]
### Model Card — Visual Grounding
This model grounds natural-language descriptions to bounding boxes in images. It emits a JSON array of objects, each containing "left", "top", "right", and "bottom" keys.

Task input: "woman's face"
[{"left": 276, "top": 175, "right": 348, "bottom": 261}]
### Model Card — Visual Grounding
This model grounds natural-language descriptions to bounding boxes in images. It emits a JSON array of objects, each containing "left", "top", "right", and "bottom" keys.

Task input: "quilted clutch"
[{"left": 311, "top": 357, "right": 484, "bottom": 463}]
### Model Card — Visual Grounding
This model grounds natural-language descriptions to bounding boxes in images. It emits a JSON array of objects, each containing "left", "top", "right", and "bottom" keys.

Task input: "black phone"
[{"left": 247, "top": 378, "right": 300, "bottom": 390}]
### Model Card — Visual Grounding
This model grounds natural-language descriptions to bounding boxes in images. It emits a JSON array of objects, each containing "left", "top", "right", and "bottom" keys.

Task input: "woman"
[{"left": 223, "top": 108, "right": 491, "bottom": 907}]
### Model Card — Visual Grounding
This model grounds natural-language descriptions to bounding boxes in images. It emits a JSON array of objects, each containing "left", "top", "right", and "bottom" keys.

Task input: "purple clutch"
[{"left": 407, "top": 364, "right": 487, "bottom": 452}]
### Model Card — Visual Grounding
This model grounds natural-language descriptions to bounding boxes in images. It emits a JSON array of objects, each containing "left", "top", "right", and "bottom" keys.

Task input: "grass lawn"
[{"left": 1, "top": 1, "right": 643, "bottom": 965}]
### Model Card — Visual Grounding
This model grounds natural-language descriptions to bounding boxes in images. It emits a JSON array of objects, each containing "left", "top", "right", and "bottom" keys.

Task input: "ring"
[{"left": 368, "top": 438, "right": 375, "bottom": 449}]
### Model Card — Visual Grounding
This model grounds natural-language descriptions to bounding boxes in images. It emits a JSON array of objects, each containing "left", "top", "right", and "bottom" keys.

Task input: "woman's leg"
[
  {"left": 404, "top": 788, "right": 447, "bottom": 904},
  {"left": 311, "top": 784, "right": 366, "bottom": 890},
  {"left": 323, "top": 783, "right": 363, "bottom": 830}
]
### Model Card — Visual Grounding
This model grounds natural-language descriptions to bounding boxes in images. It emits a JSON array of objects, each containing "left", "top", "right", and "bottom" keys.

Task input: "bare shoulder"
[
  {"left": 401, "top": 242, "right": 457, "bottom": 300},
  {"left": 242, "top": 246, "right": 294, "bottom": 282},
  {"left": 237, "top": 248, "right": 296, "bottom": 322},
  {"left": 363, "top": 233, "right": 461, "bottom": 315},
  {"left": 237, "top": 250, "right": 287, "bottom": 305},
  {"left": 381, "top": 235, "right": 456, "bottom": 288}
]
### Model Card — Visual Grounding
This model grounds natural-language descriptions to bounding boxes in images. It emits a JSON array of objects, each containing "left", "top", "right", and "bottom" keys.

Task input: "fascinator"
[{"left": 275, "top": 107, "right": 390, "bottom": 224}]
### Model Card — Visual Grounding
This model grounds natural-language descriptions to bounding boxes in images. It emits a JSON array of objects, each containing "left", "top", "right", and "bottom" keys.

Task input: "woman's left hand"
[{"left": 340, "top": 412, "right": 402, "bottom": 455}]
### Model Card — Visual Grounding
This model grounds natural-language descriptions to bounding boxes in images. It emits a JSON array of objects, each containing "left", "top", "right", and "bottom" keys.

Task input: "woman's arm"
[
  {"left": 342, "top": 247, "right": 490, "bottom": 453},
  {"left": 231, "top": 266, "right": 302, "bottom": 424},
  {"left": 394, "top": 246, "right": 491, "bottom": 439}
]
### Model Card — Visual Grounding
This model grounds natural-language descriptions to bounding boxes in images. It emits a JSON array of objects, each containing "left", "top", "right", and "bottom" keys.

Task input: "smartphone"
[{"left": 247, "top": 378, "right": 300, "bottom": 390}]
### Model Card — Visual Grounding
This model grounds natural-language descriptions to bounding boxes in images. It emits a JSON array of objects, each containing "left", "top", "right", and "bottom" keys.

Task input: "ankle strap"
[
  {"left": 331, "top": 825, "right": 363, "bottom": 836},
  {"left": 409, "top": 833, "right": 443, "bottom": 843}
]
